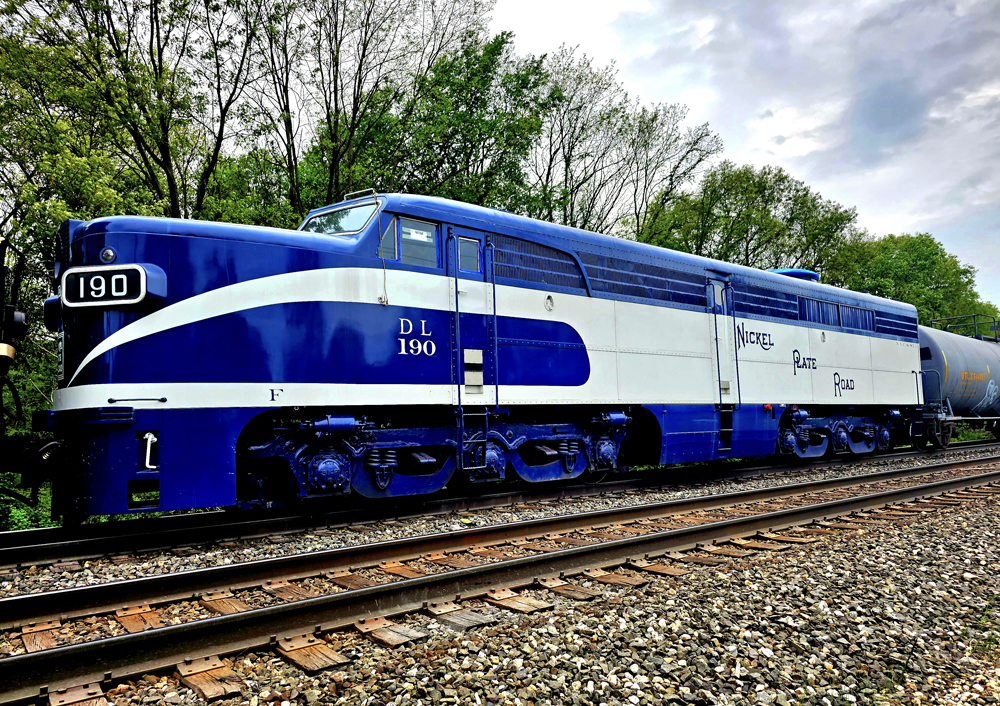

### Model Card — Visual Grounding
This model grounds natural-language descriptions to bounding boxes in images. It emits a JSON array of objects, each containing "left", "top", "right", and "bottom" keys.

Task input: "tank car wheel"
[{"left": 929, "top": 423, "right": 954, "bottom": 450}]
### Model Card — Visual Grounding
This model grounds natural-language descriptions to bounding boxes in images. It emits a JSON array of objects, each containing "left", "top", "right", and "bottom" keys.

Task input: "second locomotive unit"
[{"left": 38, "top": 192, "right": 939, "bottom": 518}]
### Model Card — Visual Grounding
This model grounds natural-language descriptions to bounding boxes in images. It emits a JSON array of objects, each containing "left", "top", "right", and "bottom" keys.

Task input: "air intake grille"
[
  {"left": 577, "top": 253, "right": 706, "bottom": 307},
  {"left": 492, "top": 235, "right": 587, "bottom": 291},
  {"left": 875, "top": 311, "right": 918, "bottom": 339}
]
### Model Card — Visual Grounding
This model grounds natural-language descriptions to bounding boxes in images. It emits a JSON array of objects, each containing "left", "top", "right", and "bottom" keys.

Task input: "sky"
[{"left": 489, "top": 0, "right": 1000, "bottom": 305}]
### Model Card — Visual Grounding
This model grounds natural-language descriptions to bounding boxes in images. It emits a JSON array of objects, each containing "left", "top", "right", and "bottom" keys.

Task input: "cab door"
[
  {"left": 708, "top": 278, "right": 740, "bottom": 455},
  {"left": 708, "top": 278, "right": 739, "bottom": 406},
  {"left": 447, "top": 225, "right": 497, "bottom": 407}
]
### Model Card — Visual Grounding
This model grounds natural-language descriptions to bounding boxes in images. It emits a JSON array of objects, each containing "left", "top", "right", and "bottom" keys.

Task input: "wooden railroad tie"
[
  {"left": 176, "top": 656, "right": 242, "bottom": 700},
  {"left": 536, "top": 577, "right": 602, "bottom": 601},
  {"left": 582, "top": 568, "right": 648, "bottom": 587},
  {"left": 817, "top": 521, "right": 865, "bottom": 530},
  {"left": 262, "top": 579, "right": 318, "bottom": 602},
  {"left": 467, "top": 545, "right": 507, "bottom": 559},
  {"left": 21, "top": 620, "right": 60, "bottom": 653},
  {"left": 580, "top": 530, "right": 624, "bottom": 540},
  {"left": 276, "top": 634, "right": 350, "bottom": 672},
  {"left": 354, "top": 617, "right": 427, "bottom": 647},
  {"left": 327, "top": 570, "right": 378, "bottom": 590},
  {"left": 48, "top": 683, "right": 107, "bottom": 706},
  {"left": 544, "top": 534, "right": 594, "bottom": 547},
  {"left": 424, "top": 552, "right": 479, "bottom": 569},
  {"left": 607, "top": 524, "right": 649, "bottom": 535},
  {"left": 757, "top": 532, "right": 818, "bottom": 545},
  {"left": 115, "top": 604, "right": 163, "bottom": 633},
  {"left": 426, "top": 601, "right": 496, "bottom": 630},
  {"left": 727, "top": 538, "right": 789, "bottom": 551},
  {"left": 703, "top": 545, "right": 756, "bottom": 558},
  {"left": 51, "top": 560, "right": 83, "bottom": 573},
  {"left": 485, "top": 588, "right": 554, "bottom": 613},
  {"left": 199, "top": 590, "right": 252, "bottom": 615},
  {"left": 664, "top": 552, "right": 728, "bottom": 567},
  {"left": 630, "top": 559, "right": 690, "bottom": 577},
  {"left": 379, "top": 561, "right": 425, "bottom": 579}
]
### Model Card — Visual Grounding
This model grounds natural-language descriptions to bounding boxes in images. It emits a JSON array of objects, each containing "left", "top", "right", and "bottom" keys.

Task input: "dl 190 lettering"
[
  {"left": 833, "top": 372, "right": 855, "bottom": 396},
  {"left": 791, "top": 349, "right": 817, "bottom": 375},
  {"left": 398, "top": 318, "right": 436, "bottom": 356}
]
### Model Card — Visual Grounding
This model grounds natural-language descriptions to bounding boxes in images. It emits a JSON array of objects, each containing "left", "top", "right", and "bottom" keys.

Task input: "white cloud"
[
  {"left": 491, "top": 0, "right": 1000, "bottom": 304},
  {"left": 489, "top": 0, "right": 653, "bottom": 66}
]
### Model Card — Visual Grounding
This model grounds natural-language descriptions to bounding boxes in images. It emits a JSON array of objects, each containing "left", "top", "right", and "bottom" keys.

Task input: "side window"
[
  {"left": 399, "top": 218, "right": 439, "bottom": 268},
  {"left": 378, "top": 217, "right": 397, "bottom": 260},
  {"left": 459, "top": 237, "right": 481, "bottom": 273}
]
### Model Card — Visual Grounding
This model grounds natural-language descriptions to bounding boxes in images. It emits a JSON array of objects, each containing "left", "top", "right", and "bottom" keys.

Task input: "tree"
[
  {"left": 823, "top": 233, "right": 998, "bottom": 327},
  {"left": 376, "top": 32, "right": 551, "bottom": 210},
  {"left": 3, "top": 0, "right": 262, "bottom": 219},
  {"left": 526, "top": 46, "right": 722, "bottom": 236},
  {"left": 301, "top": 0, "right": 492, "bottom": 206},
  {"left": 639, "top": 161, "right": 858, "bottom": 272}
]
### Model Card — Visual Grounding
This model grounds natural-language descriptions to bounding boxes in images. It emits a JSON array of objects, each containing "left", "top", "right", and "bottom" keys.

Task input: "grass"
[
  {"left": 953, "top": 424, "right": 995, "bottom": 442},
  {"left": 967, "top": 597, "right": 1000, "bottom": 664}
]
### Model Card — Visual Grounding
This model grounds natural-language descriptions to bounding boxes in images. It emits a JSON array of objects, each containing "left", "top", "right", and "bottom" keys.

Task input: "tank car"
[
  {"left": 917, "top": 316, "right": 1000, "bottom": 446},
  {"left": 33, "top": 192, "right": 926, "bottom": 520}
]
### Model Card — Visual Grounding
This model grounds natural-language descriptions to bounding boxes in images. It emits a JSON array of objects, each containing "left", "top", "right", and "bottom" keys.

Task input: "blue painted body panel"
[
  {"left": 71, "top": 304, "right": 587, "bottom": 387},
  {"left": 59, "top": 407, "right": 261, "bottom": 515}
]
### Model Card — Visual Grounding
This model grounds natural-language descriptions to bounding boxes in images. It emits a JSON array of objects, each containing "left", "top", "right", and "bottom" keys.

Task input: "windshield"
[{"left": 300, "top": 203, "right": 378, "bottom": 234}]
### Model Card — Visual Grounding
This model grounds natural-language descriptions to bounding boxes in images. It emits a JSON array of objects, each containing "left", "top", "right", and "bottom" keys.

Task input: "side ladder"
[{"left": 718, "top": 404, "right": 734, "bottom": 453}]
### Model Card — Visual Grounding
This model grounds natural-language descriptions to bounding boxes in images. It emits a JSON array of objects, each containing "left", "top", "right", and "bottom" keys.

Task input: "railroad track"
[
  {"left": 3, "top": 439, "right": 997, "bottom": 568},
  {"left": 1, "top": 455, "right": 999, "bottom": 705}
]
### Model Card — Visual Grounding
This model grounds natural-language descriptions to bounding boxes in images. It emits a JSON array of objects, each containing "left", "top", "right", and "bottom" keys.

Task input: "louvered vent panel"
[
  {"left": 492, "top": 235, "right": 587, "bottom": 291},
  {"left": 577, "top": 252, "right": 706, "bottom": 307}
]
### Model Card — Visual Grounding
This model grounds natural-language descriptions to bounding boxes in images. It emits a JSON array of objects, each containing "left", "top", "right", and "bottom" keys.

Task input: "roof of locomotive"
[
  {"left": 72, "top": 193, "right": 915, "bottom": 317},
  {"left": 341, "top": 193, "right": 917, "bottom": 317}
]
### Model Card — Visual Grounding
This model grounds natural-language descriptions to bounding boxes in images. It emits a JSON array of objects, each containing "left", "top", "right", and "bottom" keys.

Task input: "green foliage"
[
  {"left": 822, "top": 233, "right": 998, "bottom": 325},
  {"left": 638, "top": 160, "right": 859, "bottom": 272},
  {"left": 387, "top": 32, "right": 551, "bottom": 210},
  {"left": 303, "top": 33, "right": 553, "bottom": 213},
  {"left": 953, "top": 424, "right": 994, "bottom": 442},
  {"left": 197, "top": 151, "right": 301, "bottom": 228}
]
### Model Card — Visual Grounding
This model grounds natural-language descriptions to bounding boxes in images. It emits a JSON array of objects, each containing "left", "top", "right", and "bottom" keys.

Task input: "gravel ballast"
[
  {"left": 2, "top": 447, "right": 998, "bottom": 599},
  {"left": 20, "top": 488, "right": 997, "bottom": 706}
]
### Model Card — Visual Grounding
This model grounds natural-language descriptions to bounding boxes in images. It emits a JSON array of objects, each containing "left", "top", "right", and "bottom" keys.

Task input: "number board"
[{"left": 62, "top": 265, "right": 147, "bottom": 307}]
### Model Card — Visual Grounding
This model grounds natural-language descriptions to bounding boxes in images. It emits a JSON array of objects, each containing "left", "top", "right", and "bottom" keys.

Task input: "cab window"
[
  {"left": 459, "top": 238, "right": 481, "bottom": 273},
  {"left": 378, "top": 217, "right": 397, "bottom": 259},
  {"left": 300, "top": 203, "right": 377, "bottom": 234},
  {"left": 399, "top": 218, "right": 438, "bottom": 268}
]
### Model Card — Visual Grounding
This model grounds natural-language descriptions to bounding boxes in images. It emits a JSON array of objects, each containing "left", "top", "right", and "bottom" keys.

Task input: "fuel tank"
[{"left": 918, "top": 325, "right": 1000, "bottom": 416}]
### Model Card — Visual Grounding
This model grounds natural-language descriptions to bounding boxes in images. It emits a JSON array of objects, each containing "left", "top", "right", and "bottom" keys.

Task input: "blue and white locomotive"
[{"left": 37, "top": 192, "right": 929, "bottom": 518}]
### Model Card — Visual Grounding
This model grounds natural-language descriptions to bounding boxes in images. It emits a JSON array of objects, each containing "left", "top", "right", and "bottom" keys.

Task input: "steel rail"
[
  {"left": 2, "top": 454, "right": 997, "bottom": 631},
  {"left": 0, "top": 466, "right": 997, "bottom": 705},
  {"left": 3, "top": 441, "right": 996, "bottom": 568}
]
